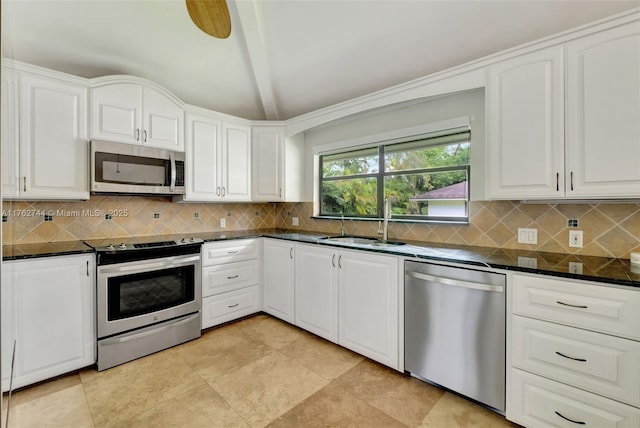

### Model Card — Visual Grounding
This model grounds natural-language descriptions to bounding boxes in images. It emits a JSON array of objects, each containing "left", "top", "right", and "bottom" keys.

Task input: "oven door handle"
[{"left": 99, "top": 255, "right": 201, "bottom": 274}]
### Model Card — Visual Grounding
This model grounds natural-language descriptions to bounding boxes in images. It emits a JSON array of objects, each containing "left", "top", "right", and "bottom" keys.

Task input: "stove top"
[{"left": 85, "top": 235, "right": 204, "bottom": 252}]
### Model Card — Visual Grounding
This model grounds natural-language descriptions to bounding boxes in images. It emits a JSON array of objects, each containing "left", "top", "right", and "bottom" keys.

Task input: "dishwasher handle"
[{"left": 406, "top": 270, "right": 504, "bottom": 293}]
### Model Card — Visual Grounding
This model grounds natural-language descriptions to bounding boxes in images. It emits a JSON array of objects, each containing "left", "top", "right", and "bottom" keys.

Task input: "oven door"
[{"left": 97, "top": 254, "right": 201, "bottom": 338}]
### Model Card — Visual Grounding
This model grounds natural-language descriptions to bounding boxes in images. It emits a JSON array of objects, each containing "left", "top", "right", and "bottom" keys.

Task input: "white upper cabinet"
[
  {"left": 183, "top": 113, "right": 221, "bottom": 201},
  {"left": 486, "top": 21, "right": 640, "bottom": 200},
  {"left": 2, "top": 69, "right": 20, "bottom": 198},
  {"left": 252, "top": 126, "right": 284, "bottom": 202},
  {"left": 11, "top": 72, "right": 89, "bottom": 200},
  {"left": 565, "top": 22, "right": 640, "bottom": 198},
  {"left": 486, "top": 46, "right": 565, "bottom": 199},
  {"left": 90, "top": 81, "right": 184, "bottom": 151},
  {"left": 178, "top": 112, "right": 251, "bottom": 202},
  {"left": 222, "top": 123, "right": 252, "bottom": 201}
]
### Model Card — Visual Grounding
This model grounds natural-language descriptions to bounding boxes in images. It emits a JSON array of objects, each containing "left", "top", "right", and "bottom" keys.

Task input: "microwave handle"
[{"left": 170, "top": 152, "right": 176, "bottom": 192}]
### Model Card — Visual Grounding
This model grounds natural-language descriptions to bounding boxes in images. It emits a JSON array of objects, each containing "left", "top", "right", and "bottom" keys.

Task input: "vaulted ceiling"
[{"left": 2, "top": 1, "right": 638, "bottom": 121}]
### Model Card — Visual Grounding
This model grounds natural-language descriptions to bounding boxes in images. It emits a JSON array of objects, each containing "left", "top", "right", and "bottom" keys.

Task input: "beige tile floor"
[{"left": 2, "top": 314, "right": 520, "bottom": 428}]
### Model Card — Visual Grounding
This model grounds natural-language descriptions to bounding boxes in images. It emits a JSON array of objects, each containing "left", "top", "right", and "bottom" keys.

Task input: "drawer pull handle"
[
  {"left": 227, "top": 275, "right": 239, "bottom": 279},
  {"left": 227, "top": 251, "right": 239, "bottom": 254},
  {"left": 555, "top": 351, "right": 587, "bottom": 362},
  {"left": 228, "top": 303, "right": 239, "bottom": 308},
  {"left": 555, "top": 411, "right": 585, "bottom": 425},
  {"left": 556, "top": 301, "right": 588, "bottom": 309}
]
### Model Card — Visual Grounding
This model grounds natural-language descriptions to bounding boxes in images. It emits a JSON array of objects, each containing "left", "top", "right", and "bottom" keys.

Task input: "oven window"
[{"left": 107, "top": 266, "right": 195, "bottom": 321}]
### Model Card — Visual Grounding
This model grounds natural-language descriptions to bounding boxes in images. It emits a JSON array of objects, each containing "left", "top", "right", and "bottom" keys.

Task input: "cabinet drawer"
[
  {"left": 510, "top": 369, "right": 640, "bottom": 428},
  {"left": 202, "top": 239, "right": 259, "bottom": 266},
  {"left": 513, "top": 316, "right": 640, "bottom": 407},
  {"left": 201, "top": 286, "right": 260, "bottom": 329},
  {"left": 202, "top": 260, "right": 259, "bottom": 297},
  {"left": 513, "top": 274, "right": 640, "bottom": 340}
]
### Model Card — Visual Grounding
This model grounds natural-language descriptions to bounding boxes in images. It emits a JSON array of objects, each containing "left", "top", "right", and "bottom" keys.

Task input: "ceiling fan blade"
[{"left": 186, "top": 0, "right": 232, "bottom": 39}]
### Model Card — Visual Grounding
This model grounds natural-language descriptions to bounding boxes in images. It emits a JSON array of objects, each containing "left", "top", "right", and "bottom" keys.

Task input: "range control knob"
[
  {"left": 118, "top": 243, "right": 127, "bottom": 250},
  {"left": 106, "top": 244, "right": 115, "bottom": 251},
  {"left": 180, "top": 238, "right": 187, "bottom": 243},
  {"left": 190, "top": 237, "right": 195, "bottom": 242}
]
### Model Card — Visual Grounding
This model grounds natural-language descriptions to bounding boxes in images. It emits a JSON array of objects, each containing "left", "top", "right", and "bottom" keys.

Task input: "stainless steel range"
[{"left": 88, "top": 236, "right": 203, "bottom": 371}]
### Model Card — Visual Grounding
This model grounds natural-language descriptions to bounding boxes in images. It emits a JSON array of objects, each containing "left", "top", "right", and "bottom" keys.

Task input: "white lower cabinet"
[
  {"left": 262, "top": 239, "right": 295, "bottom": 323},
  {"left": 511, "top": 369, "right": 640, "bottom": 428},
  {"left": 262, "top": 239, "right": 401, "bottom": 370},
  {"left": 294, "top": 244, "right": 338, "bottom": 342},
  {"left": 201, "top": 286, "right": 260, "bottom": 328},
  {"left": 201, "top": 239, "right": 261, "bottom": 329},
  {"left": 337, "top": 249, "right": 399, "bottom": 369},
  {"left": 1, "top": 254, "right": 95, "bottom": 392},
  {"left": 508, "top": 273, "right": 640, "bottom": 426}
]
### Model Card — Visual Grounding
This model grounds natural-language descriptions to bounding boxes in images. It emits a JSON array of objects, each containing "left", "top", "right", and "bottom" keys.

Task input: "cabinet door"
[
  {"left": 20, "top": 73, "right": 89, "bottom": 199},
  {"left": 338, "top": 250, "right": 399, "bottom": 369},
  {"left": 1, "top": 69, "right": 20, "bottom": 198},
  {"left": 2, "top": 255, "right": 95, "bottom": 391},
  {"left": 221, "top": 123, "right": 251, "bottom": 201},
  {"left": 294, "top": 244, "right": 338, "bottom": 342},
  {"left": 252, "top": 126, "right": 283, "bottom": 201},
  {"left": 486, "top": 46, "right": 565, "bottom": 199},
  {"left": 566, "top": 22, "right": 640, "bottom": 198},
  {"left": 1, "top": 263, "right": 16, "bottom": 391},
  {"left": 142, "top": 86, "right": 184, "bottom": 151},
  {"left": 184, "top": 113, "right": 222, "bottom": 201},
  {"left": 90, "top": 83, "right": 142, "bottom": 144},
  {"left": 262, "top": 239, "right": 295, "bottom": 323}
]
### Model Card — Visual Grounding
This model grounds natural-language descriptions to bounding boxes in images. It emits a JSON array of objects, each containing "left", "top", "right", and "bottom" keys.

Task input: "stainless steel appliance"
[
  {"left": 91, "top": 237, "right": 202, "bottom": 371},
  {"left": 404, "top": 260, "right": 506, "bottom": 412},
  {"left": 90, "top": 140, "right": 185, "bottom": 195}
]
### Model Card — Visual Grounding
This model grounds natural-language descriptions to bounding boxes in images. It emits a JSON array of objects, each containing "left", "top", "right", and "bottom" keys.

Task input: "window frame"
[{"left": 318, "top": 130, "right": 471, "bottom": 224}]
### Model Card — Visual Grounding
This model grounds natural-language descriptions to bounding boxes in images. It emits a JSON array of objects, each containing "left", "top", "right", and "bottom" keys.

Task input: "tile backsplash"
[
  {"left": 276, "top": 201, "right": 640, "bottom": 260},
  {"left": 3, "top": 197, "right": 639, "bottom": 259},
  {"left": 2, "top": 196, "right": 277, "bottom": 244}
]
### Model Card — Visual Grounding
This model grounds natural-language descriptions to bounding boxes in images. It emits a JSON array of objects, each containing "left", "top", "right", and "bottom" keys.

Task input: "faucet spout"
[{"left": 383, "top": 198, "right": 390, "bottom": 241}]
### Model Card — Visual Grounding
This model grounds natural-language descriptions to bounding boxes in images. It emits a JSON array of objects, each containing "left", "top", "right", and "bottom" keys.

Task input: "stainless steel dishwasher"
[{"left": 404, "top": 260, "right": 506, "bottom": 412}]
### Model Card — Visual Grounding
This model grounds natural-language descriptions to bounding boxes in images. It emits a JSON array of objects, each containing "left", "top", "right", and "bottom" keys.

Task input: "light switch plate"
[
  {"left": 292, "top": 217, "right": 299, "bottom": 226},
  {"left": 220, "top": 218, "right": 226, "bottom": 228},
  {"left": 517, "top": 228, "right": 537, "bottom": 244}
]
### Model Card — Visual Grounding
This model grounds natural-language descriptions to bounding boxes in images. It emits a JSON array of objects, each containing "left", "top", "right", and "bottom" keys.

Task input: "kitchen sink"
[{"left": 321, "top": 236, "right": 406, "bottom": 247}]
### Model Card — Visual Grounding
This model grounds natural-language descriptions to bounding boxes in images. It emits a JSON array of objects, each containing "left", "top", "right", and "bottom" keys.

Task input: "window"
[{"left": 319, "top": 130, "right": 470, "bottom": 223}]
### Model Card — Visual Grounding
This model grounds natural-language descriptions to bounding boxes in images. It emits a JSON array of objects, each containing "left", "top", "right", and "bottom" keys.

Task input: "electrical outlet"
[
  {"left": 569, "top": 262, "right": 583, "bottom": 274},
  {"left": 517, "top": 256, "right": 537, "bottom": 268},
  {"left": 569, "top": 230, "right": 583, "bottom": 248},
  {"left": 292, "top": 217, "right": 299, "bottom": 226},
  {"left": 517, "top": 228, "right": 537, "bottom": 244},
  {"left": 220, "top": 218, "right": 226, "bottom": 228}
]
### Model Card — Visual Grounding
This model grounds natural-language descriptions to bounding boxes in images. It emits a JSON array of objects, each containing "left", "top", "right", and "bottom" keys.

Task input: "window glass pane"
[
  {"left": 384, "top": 169, "right": 468, "bottom": 218},
  {"left": 321, "top": 178, "right": 378, "bottom": 216},
  {"left": 385, "top": 137, "right": 470, "bottom": 172},
  {"left": 322, "top": 147, "right": 379, "bottom": 178}
]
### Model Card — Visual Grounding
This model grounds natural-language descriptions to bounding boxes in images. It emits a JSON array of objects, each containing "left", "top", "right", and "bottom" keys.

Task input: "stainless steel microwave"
[{"left": 90, "top": 140, "right": 185, "bottom": 195}]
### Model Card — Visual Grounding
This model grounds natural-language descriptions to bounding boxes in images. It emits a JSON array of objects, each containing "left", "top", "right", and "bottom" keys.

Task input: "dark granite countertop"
[
  {"left": 2, "top": 240, "right": 94, "bottom": 261},
  {"left": 4, "top": 229, "right": 639, "bottom": 288}
]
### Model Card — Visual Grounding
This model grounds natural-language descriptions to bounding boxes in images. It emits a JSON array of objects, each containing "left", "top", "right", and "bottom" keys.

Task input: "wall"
[
  {"left": 280, "top": 88, "right": 640, "bottom": 260},
  {"left": 2, "top": 197, "right": 277, "bottom": 244},
  {"left": 302, "top": 88, "right": 486, "bottom": 201}
]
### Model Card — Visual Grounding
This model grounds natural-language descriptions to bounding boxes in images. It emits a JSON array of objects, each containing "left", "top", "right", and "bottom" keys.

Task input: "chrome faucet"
[
  {"left": 340, "top": 214, "right": 345, "bottom": 236},
  {"left": 378, "top": 198, "right": 390, "bottom": 241}
]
